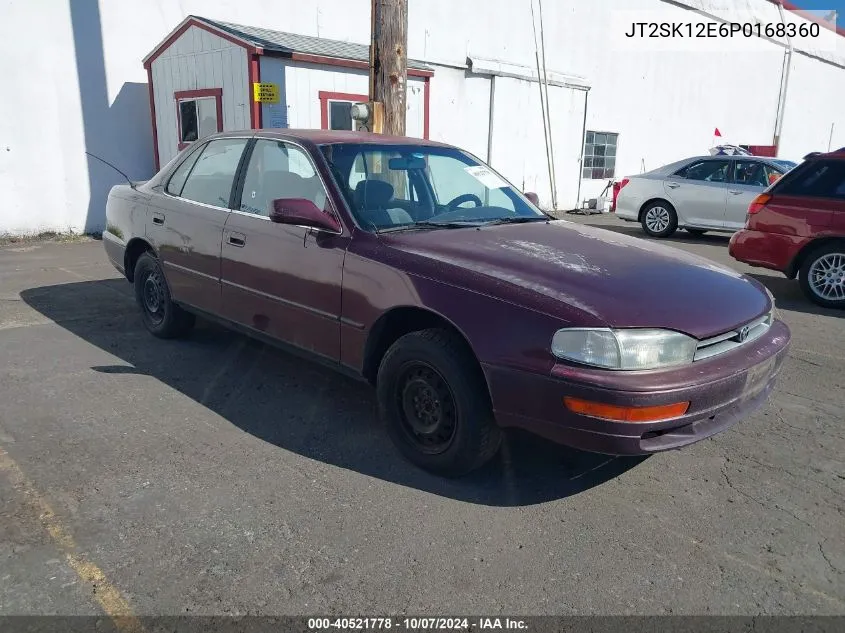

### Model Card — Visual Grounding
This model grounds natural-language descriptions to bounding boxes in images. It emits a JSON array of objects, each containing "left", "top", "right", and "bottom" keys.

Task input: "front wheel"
[
  {"left": 641, "top": 201, "right": 678, "bottom": 238},
  {"left": 133, "top": 252, "right": 195, "bottom": 338},
  {"left": 376, "top": 329, "right": 502, "bottom": 477},
  {"left": 799, "top": 243, "right": 845, "bottom": 309}
]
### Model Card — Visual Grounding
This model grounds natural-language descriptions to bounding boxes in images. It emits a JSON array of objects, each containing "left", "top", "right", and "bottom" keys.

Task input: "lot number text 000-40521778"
[{"left": 306, "top": 617, "right": 528, "bottom": 630}]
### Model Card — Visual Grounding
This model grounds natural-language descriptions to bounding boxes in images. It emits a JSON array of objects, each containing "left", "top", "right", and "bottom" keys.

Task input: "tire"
[
  {"left": 799, "top": 243, "right": 845, "bottom": 309},
  {"left": 686, "top": 228, "right": 707, "bottom": 237},
  {"left": 640, "top": 201, "right": 678, "bottom": 238},
  {"left": 133, "top": 252, "right": 195, "bottom": 338},
  {"left": 376, "top": 328, "right": 502, "bottom": 477}
]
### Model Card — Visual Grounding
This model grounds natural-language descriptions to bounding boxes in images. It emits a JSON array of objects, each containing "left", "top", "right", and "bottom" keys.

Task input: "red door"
[{"left": 219, "top": 138, "right": 349, "bottom": 361}]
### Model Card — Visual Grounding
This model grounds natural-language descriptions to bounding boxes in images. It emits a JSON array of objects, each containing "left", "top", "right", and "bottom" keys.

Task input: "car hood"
[{"left": 380, "top": 220, "right": 771, "bottom": 340}]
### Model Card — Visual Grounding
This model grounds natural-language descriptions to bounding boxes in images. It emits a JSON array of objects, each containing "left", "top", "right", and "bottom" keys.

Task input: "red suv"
[{"left": 729, "top": 149, "right": 845, "bottom": 308}]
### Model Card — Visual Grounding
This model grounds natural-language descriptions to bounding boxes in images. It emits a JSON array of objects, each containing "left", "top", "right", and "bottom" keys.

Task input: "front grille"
[{"left": 693, "top": 312, "right": 773, "bottom": 362}]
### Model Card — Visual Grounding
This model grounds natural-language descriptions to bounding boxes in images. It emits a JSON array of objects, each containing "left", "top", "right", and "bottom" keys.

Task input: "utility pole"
[{"left": 369, "top": 0, "right": 408, "bottom": 135}]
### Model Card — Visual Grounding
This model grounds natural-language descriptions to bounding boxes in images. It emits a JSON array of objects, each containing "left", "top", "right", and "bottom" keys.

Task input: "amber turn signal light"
[
  {"left": 563, "top": 397, "right": 690, "bottom": 423},
  {"left": 747, "top": 193, "right": 772, "bottom": 215}
]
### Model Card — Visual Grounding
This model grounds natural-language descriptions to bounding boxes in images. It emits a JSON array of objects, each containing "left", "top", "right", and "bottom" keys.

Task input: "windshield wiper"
[
  {"left": 481, "top": 216, "right": 549, "bottom": 225},
  {"left": 378, "top": 220, "right": 481, "bottom": 233}
]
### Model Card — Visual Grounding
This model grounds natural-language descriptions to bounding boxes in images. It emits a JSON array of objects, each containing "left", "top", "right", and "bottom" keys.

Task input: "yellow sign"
[{"left": 253, "top": 82, "right": 280, "bottom": 104}]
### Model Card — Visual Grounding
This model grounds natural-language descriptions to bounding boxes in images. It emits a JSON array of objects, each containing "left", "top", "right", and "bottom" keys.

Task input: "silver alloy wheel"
[
  {"left": 808, "top": 252, "right": 845, "bottom": 301},
  {"left": 645, "top": 206, "right": 671, "bottom": 233}
]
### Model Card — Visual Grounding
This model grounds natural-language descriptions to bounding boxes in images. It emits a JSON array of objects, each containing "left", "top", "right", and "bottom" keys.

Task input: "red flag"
[{"left": 714, "top": 128, "right": 722, "bottom": 137}]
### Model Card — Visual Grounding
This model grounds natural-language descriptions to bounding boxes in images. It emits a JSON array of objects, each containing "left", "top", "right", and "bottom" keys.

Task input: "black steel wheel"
[
  {"left": 395, "top": 361, "right": 458, "bottom": 454},
  {"left": 133, "top": 252, "right": 195, "bottom": 338},
  {"left": 377, "top": 328, "right": 501, "bottom": 477}
]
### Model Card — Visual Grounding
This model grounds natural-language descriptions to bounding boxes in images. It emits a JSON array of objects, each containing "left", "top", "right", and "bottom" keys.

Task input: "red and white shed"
[{"left": 143, "top": 15, "right": 433, "bottom": 169}]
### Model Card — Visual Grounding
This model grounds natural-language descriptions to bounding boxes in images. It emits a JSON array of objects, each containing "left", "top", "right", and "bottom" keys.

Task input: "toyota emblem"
[{"left": 738, "top": 325, "right": 751, "bottom": 342}]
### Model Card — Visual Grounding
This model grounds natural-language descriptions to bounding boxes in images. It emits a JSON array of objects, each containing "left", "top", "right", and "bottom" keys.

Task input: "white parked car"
[{"left": 615, "top": 156, "right": 797, "bottom": 238}]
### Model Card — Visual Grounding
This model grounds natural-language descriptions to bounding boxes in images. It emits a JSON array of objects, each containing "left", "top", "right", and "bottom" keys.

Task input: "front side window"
[
  {"left": 179, "top": 138, "right": 248, "bottom": 208},
  {"left": 321, "top": 143, "right": 545, "bottom": 231},
  {"left": 178, "top": 97, "right": 220, "bottom": 145},
  {"left": 679, "top": 160, "right": 730, "bottom": 183},
  {"left": 239, "top": 140, "right": 328, "bottom": 217},
  {"left": 774, "top": 160, "right": 845, "bottom": 199},
  {"left": 583, "top": 131, "right": 618, "bottom": 180},
  {"left": 732, "top": 160, "right": 770, "bottom": 187}
]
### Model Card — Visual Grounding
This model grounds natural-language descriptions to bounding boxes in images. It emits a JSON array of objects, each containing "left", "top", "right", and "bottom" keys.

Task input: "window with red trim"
[
  {"left": 319, "top": 91, "right": 367, "bottom": 131},
  {"left": 175, "top": 89, "right": 223, "bottom": 150}
]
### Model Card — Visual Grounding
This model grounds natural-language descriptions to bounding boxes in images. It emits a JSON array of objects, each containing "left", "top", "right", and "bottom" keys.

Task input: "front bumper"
[{"left": 484, "top": 320, "right": 791, "bottom": 455}]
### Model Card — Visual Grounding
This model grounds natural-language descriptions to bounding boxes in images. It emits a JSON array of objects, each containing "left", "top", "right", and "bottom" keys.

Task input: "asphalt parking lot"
[{"left": 1, "top": 213, "right": 843, "bottom": 618}]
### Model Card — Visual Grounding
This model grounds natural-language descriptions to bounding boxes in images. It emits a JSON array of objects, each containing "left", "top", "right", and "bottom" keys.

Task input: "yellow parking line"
[{"left": 0, "top": 447, "right": 146, "bottom": 633}]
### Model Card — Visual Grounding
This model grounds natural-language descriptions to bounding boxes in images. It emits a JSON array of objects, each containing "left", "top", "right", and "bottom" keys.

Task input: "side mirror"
[
  {"left": 524, "top": 192, "right": 540, "bottom": 206},
  {"left": 270, "top": 198, "right": 341, "bottom": 233}
]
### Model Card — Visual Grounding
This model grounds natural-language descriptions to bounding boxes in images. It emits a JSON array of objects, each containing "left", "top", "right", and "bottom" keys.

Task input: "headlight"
[{"left": 551, "top": 328, "right": 697, "bottom": 370}]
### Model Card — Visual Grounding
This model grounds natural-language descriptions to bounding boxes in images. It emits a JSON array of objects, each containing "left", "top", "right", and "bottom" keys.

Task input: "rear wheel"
[
  {"left": 133, "top": 252, "right": 195, "bottom": 338},
  {"left": 641, "top": 201, "right": 678, "bottom": 238},
  {"left": 376, "top": 328, "right": 501, "bottom": 477},
  {"left": 686, "top": 228, "right": 707, "bottom": 237},
  {"left": 799, "top": 243, "right": 845, "bottom": 309}
]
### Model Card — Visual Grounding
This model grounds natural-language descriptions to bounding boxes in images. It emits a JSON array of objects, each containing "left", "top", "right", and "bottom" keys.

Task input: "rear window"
[{"left": 772, "top": 159, "right": 845, "bottom": 199}]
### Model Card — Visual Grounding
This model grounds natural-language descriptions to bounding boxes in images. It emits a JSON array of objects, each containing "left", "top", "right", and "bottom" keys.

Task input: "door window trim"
[
  {"left": 674, "top": 158, "right": 731, "bottom": 183},
  {"left": 161, "top": 136, "right": 254, "bottom": 212},
  {"left": 727, "top": 158, "right": 780, "bottom": 187},
  {"left": 232, "top": 137, "right": 345, "bottom": 235}
]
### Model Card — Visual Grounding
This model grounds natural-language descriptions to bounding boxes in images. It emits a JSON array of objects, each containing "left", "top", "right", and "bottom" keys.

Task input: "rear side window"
[
  {"left": 676, "top": 160, "right": 729, "bottom": 183},
  {"left": 180, "top": 138, "right": 249, "bottom": 208},
  {"left": 774, "top": 159, "right": 845, "bottom": 199},
  {"left": 165, "top": 145, "right": 203, "bottom": 196}
]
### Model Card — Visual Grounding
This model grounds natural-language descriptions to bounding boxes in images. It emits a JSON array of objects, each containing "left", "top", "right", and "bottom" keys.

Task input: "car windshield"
[{"left": 319, "top": 143, "right": 546, "bottom": 231}]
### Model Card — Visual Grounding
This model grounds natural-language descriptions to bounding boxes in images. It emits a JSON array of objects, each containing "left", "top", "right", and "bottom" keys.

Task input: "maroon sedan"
[
  {"left": 103, "top": 130, "right": 790, "bottom": 476},
  {"left": 730, "top": 149, "right": 845, "bottom": 308}
]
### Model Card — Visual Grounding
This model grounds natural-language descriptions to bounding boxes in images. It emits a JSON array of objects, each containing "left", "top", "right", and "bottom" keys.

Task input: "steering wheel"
[{"left": 446, "top": 193, "right": 483, "bottom": 210}]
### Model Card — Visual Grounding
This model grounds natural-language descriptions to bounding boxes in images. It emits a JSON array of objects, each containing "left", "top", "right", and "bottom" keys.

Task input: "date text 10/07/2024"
[{"left": 307, "top": 618, "right": 528, "bottom": 630}]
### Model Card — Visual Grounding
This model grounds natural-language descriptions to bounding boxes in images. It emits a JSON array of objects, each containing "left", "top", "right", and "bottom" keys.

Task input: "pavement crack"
[
  {"left": 819, "top": 541, "right": 841, "bottom": 575},
  {"left": 720, "top": 456, "right": 816, "bottom": 529},
  {"left": 790, "top": 355, "right": 824, "bottom": 368}
]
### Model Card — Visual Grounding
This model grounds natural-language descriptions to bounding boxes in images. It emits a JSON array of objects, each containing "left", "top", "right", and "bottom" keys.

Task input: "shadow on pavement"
[
  {"left": 21, "top": 279, "right": 646, "bottom": 507},
  {"left": 581, "top": 220, "right": 731, "bottom": 247},
  {"left": 745, "top": 272, "right": 844, "bottom": 318}
]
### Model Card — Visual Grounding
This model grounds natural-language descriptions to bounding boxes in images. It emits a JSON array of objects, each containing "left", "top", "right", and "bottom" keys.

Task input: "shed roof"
[{"left": 144, "top": 15, "right": 431, "bottom": 72}]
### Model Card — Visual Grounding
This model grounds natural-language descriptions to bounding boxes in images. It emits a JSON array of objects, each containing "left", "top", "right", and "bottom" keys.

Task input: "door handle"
[
  {"left": 728, "top": 190, "right": 743, "bottom": 195},
  {"left": 227, "top": 232, "right": 246, "bottom": 247},
  {"left": 152, "top": 212, "right": 165, "bottom": 225},
  {"left": 666, "top": 182, "right": 680, "bottom": 189}
]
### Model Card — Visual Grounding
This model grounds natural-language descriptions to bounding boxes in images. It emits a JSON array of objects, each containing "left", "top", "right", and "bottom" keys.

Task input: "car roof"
[
  {"left": 805, "top": 148, "right": 845, "bottom": 160},
  {"left": 688, "top": 155, "right": 772, "bottom": 161},
  {"left": 214, "top": 128, "right": 451, "bottom": 147}
]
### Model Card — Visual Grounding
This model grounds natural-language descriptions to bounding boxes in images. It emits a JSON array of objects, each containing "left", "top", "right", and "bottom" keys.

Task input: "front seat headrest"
[{"left": 355, "top": 180, "right": 394, "bottom": 208}]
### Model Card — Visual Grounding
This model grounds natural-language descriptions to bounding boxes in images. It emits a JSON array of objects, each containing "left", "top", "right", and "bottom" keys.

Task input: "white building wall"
[
  {"left": 1, "top": 0, "right": 844, "bottom": 234},
  {"left": 152, "top": 25, "right": 250, "bottom": 165},
  {"left": 779, "top": 53, "right": 845, "bottom": 160},
  {"left": 427, "top": 67, "right": 491, "bottom": 161},
  {"left": 258, "top": 58, "right": 426, "bottom": 137}
]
